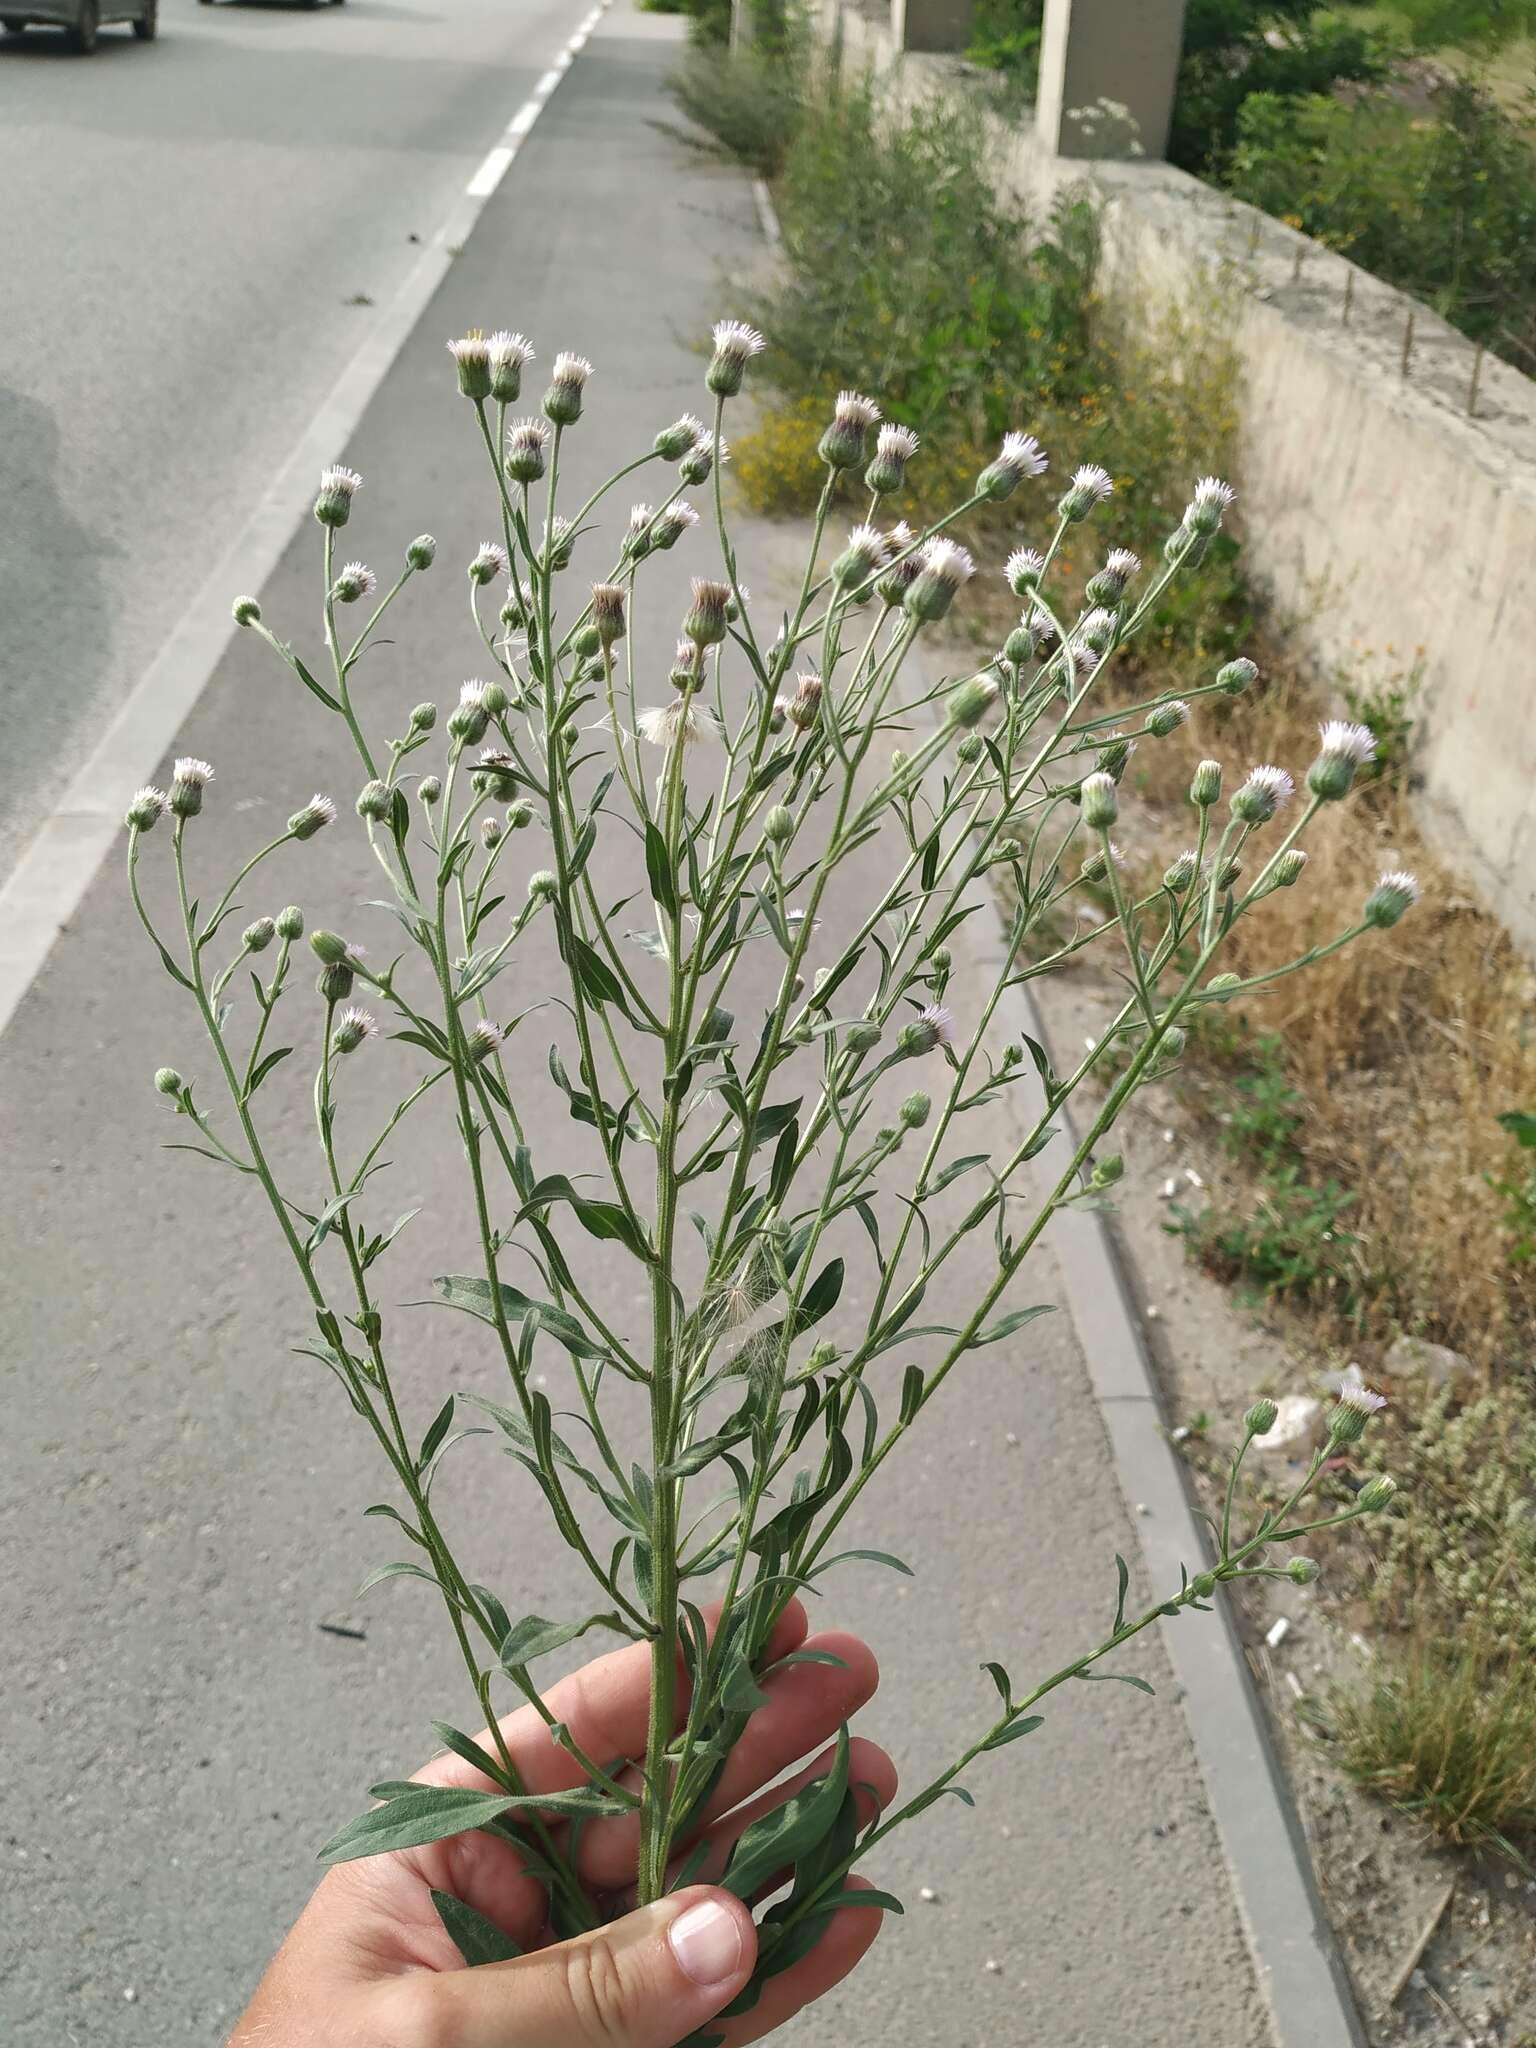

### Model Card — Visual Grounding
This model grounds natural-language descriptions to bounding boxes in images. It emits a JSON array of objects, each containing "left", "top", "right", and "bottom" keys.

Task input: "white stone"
[{"left": 1252, "top": 1394, "right": 1326, "bottom": 1459}]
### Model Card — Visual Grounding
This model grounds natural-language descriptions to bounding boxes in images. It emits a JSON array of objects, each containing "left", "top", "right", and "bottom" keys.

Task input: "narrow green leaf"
[
  {"left": 317, "top": 1786, "right": 522, "bottom": 1863},
  {"left": 418, "top": 1395, "right": 456, "bottom": 1473},
  {"left": 431, "top": 1889, "right": 523, "bottom": 1965},
  {"left": 644, "top": 820, "right": 678, "bottom": 918},
  {"left": 499, "top": 1611, "right": 622, "bottom": 1669},
  {"left": 982, "top": 1714, "right": 1045, "bottom": 1751},
  {"left": 431, "top": 1274, "right": 608, "bottom": 1361},
  {"left": 356, "top": 1560, "right": 440, "bottom": 1596},
  {"left": 721, "top": 1725, "right": 849, "bottom": 1902}
]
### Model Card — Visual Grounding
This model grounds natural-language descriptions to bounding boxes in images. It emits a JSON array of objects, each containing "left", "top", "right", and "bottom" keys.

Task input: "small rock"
[
  {"left": 1265, "top": 1616, "right": 1290, "bottom": 1649},
  {"left": 123, "top": 1988, "right": 137, "bottom": 2004},
  {"left": 1252, "top": 1395, "right": 1325, "bottom": 1459},
  {"left": 984, "top": 1958, "right": 1002, "bottom": 1974},
  {"left": 919, "top": 1885, "right": 939, "bottom": 1903},
  {"left": 1384, "top": 1333, "right": 1468, "bottom": 1388}
]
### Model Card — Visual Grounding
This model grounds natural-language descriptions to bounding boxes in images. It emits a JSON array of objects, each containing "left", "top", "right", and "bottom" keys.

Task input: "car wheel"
[
  {"left": 1, "top": 16, "right": 27, "bottom": 29},
  {"left": 132, "top": 0, "right": 156, "bottom": 33},
  {"left": 69, "top": 0, "right": 98, "bottom": 50}
]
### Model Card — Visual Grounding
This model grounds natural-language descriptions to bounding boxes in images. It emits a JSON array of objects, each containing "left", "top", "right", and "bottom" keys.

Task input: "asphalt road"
[
  {"left": 0, "top": 0, "right": 584, "bottom": 885},
  {"left": 1, "top": 8, "right": 1271, "bottom": 2045}
]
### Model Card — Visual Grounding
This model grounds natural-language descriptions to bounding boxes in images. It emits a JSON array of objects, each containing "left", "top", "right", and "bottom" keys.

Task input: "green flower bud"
[
  {"left": 573, "top": 623, "right": 601, "bottom": 659},
  {"left": 154, "top": 1067, "right": 183, "bottom": 1097},
  {"left": 316, "top": 961, "right": 355, "bottom": 1003},
  {"left": 900, "top": 1091, "right": 931, "bottom": 1129},
  {"left": 805, "top": 1338, "right": 840, "bottom": 1372},
  {"left": 410, "top": 701, "right": 437, "bottom": 732},
  {"left": 528, "top": 870, "right": 559, "bottom": 902},
  {"left": 843, "top": 1020, "right": 881, "bottom": 1053},
  {"left": 1287, "top": 1557, "right": 1320, "bottom": 1584},
  {"left": 355, "top": 779, "right": 392, "bottom": 822},
  {"left": 447, "top": 332, "right": 493, "bottom": 401},
  {"left": 1364, "top": 871, "right": 1419, "bottom": 929},
  {"left": 1080, "top": 771, "right": 1118, "bottom": 829},
  {"left": 1206, "top": 971, "right": 1242, "bottom": 999},
  {"left": 1245, "top": 1398, "right": 1279, "bottom": 1438},
  {"left": 125, "top": 786, "right": 167, "bottom": 832},
  {"left": 1217, "top": 657, "right": 1258, "bottom": 696},
  {"left": 947, "top": 678, "right": 998, "bottom": 731},
  {"left": 763, "top": 805, "right": 795, "bottom": 844},
  {"left": 276, "top": 905, "right": 304, "bottom": 940},
  {"left": 418, "top": 776, "right": 442, "bottom": 806},
  {"left": 1357, "top": 1474, "right": 1398, "bottom": 1513},
  {"left": 288, "top": 794, "right": 337, "bottom": 841},
  {"left": 309, "top": 929, "right": 349, "bottom": 965},
  {"left": 506, "top": 799, "right": 534, "bottom": 831},
  {"left": 406, "top": 534, "right": 437, "bottom": 570},
  {"left": 232, "top": 595, "right": 261, "bottom": 626},
  {"left": 243, "top": 917, "right": 276, "bottom": 954},
  {"left": 1189, "top": 759, "right": 1222, "bottom": 808}
]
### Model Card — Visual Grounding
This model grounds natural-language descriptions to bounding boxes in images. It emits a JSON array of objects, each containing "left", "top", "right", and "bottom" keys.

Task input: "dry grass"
[{"left": 1113, "top": 648, "right": 1536, "bottom": 1369}]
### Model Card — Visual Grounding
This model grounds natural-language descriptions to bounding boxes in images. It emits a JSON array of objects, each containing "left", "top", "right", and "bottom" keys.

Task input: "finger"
[
  {"left": 417, "top": 1599, "right": 810, "bottom": 1803},
  {"left": 578, "top": 1632, "right": 880, "bottom": 1892},
  {"left": 385, "top": 1886, "right": 757, "bottom": 2048},
  {"left": 618, "top": 1736, "right": 898, "bottom": 1904},
  {"left": 721, "top": 1876, "right": 888, "bottom": 2046}
]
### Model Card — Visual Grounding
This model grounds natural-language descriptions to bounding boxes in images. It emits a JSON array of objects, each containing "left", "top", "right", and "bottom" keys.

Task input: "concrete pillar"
[
  {"left": 890, "top": 0, "right": 973, "bottom": 55},
  {"left": 1035, "top": 0, "right": 1187, "bottom": 160}
]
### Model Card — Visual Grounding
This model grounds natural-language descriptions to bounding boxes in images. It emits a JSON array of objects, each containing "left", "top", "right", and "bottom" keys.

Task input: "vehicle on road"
[{"left": 1, "top": 0, "right": 156, "bottom": 50}]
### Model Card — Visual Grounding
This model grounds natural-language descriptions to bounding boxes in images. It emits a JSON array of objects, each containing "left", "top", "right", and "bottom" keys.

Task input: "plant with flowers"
[{"left": 126, "top": 315, "right": 1406, "bottom": 2032}]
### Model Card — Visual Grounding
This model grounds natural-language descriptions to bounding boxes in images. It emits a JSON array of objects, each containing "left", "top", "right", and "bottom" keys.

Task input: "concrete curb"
[
  {"left": 965, "top": 901, "right": 1367, "bottom": 2048},
  {"left": 0, "top": 0, "right": 610, "bottom": 1049}
]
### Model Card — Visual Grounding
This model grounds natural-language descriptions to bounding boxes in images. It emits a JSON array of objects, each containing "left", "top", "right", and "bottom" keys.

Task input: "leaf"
[
  {"left": 517, "top": 1175, "right": 654, "bottom": 1264},
  {"left": 924, "top": 1152, "right": 990, "bottom": 1196},
  {"left": 805, "top": 1547, "right": 914, "bottom": 1580},
  {"left": 1499, "top": 1110, "right": 1536, "bottom": 1149},
  {"left": 429, "top": 1722, "right": 513, "bottom": 1789},
  {"left": 317, "top": 1786, "right": 525, "bottom": 1863},
  {"left": 816, "top": 1887, "right": 904, "bottom": 1914},
  {"left": 1077, "top": 1670, "right": 1156, "bottom": 1695},
  {"left": 569, "top": 932, "right": 626, "bottom": 1010},
  {"left": 982, "top": 1714, "right": 1045, "bottom": 1751},
  {"left": 430, "top": 1889, "right": 523, "bottom": 1965},
  {"left": 899, "top": 1366, "right": 924, "bottom": 1426},
  {"left": 794, "top": 1258, "right": 844, "bottom": 1333},
  {"left": 644, "top": 820, "right": 678, "bottom": 918},
  {"left": 499, "top": 1611, "right": 622, "bottom": 1670},
  {"left": 721, "top": 1647, "right": 771, "bottom": 1714},
  {"left": 431, "top": 1274, "right": 608, "bottom": 1361},
  {"left": 973, "top": 1304, "right": 1054, "bottom": 1347},
  {"left": 247, "top": 1045, "right": 293, "bottom": 1096},
  {"left": 356, "top": 1560, "right": 441, "bottom": 1596},
  {"left": 981, "top": 1660, "right": 1012, "bottom": 1706},
  {"left": 721, "top": 1725, "right": 850, "bottom": 1902},
  {"left": 1112, "top": 1552, "right": 1130, "bottom": 1635},
  {"left": 418, "top": 1395, "right": 456, "bottom": 1474}
]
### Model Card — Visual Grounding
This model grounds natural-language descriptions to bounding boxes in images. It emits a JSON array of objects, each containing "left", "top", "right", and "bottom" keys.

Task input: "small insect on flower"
[
  {"left": 504, "top": 417, "right": 551, "bottom": 483},
  {"left": 832, "top": 522, "right": 891, "bottom": 590},
  {"left": 706, "top": 319, "right": 766, "bottom": 398},
  {"left": 331, "top": 1007, "right": 379, "bottom": 1056},
  {"left": 865, "top": 422, "right": 920, "bottom": 496},
  {"left": 978, "top": 430, "right": 1048, "bottom": 502},
  {"left": 1364, "top": 868, "right": 1420, "bottom": 928},
  {"left": 1059, "top": 463, "right": 1114, "bottom": 522},
  {"left": 543, "top": 352, "right": 593, "bottom": 426},
  {"left": 125, "top": 786, "right": 167, "bottom": 832},
  {"left": 679, "top": 432, "right": 728, "bottom": 486},
  {"left": 170, "top": 757, "right": 215, "bottom": 819},
  {"left": 905, "top": 538, "right": 976, "bottom": 624},
  {"left": 1230, "top": 764, "right": 1294, "bottom": 824},
  {"left": 638, "top": 699, "right": 715, "bottom": 748},
  {"left": 447, "top": 331, "right": 493, "bottom": 401},
  {"left": 486, "top": 330, "right": 534, "bottom": 404},
  {"left": 472, "top": 750, "right": 519, "bottom": 801},
  {"left": 1308, "top": 719, "right": 1377, "bottom": 801},
  {"left": 819, "top": 389, "right": 882, "bottom": 470},
  {"left": 468, "top": 542, "right": 508, "bottom": 587},
  {"left": 1187, "top": 475, "right": 1237, "bottom": 536},
  {"left": 332, "top": 561, "right": 376, "bottom": 605},
  {"left": 314, "top": 465, "right": 362, "bottom": 529},
  {"left": 1004, "top": 547, "right": 1046, "bottom": 597}
]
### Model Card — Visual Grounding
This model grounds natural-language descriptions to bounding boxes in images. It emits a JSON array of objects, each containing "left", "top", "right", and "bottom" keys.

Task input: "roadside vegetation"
[{"left": 673, "top": 16, "right": 1536, "bottom": 1860}]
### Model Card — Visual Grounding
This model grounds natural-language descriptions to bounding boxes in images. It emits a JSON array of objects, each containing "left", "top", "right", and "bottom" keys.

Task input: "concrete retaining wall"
[{"left": 834, "top": 0, "right": 1536, "bottom": 951}]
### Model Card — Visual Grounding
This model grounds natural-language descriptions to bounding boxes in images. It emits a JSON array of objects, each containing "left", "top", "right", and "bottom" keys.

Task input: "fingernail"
[{"left": 669, "top": 1897, "right": 745, "bottom": 1988}]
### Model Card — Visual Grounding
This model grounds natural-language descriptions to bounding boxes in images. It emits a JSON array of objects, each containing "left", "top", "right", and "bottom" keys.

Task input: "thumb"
[{"left": 426, "top": 1886, "right": 757, "bottom": 2048}]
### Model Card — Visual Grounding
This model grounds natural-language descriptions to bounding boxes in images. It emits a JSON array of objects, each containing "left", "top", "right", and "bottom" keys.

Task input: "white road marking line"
[{"left": 0, "top": 0, "right": 614, "bottom": 1047}]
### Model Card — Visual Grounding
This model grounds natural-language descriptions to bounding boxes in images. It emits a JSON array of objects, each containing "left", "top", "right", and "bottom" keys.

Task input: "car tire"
[
  {"left": 1, "top": 16, "right": 27, "bottom": 29},
  {"left": 69, "top": 0, "right": 98, "bottom": 50},
  {"left": 132, "top": 0, "right": 155, "bottom": 33}
]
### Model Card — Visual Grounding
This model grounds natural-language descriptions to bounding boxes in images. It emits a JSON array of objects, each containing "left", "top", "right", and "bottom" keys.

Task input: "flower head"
[
  {"left": 819, "top": 389, "right": 881, "bottom": 470},
  {"left": 1231, "top": 763, "right": 1294, "bottom": 824},
  {"left": 679, "top": 431, "right": 728, "bottom": 485},
  {"left": 1308, "top": 718, "right": 1377, "bottom": 800},
  {"left": 1188, "top": 475, "right": 1237, "bottom": 535},
  {"left": 465, "top": 1019, "right": 504, "bottom": 1064},
  {"left": 683, "top": 577, "right": 732, "bottom": 648},
  {"left": 125, "top": 785, "right": 167, "bottom": 832},
  {"left": 1004, "top": 547, "right": 1045, "bottom": 597},
  {"left": 590, "top": 582, "right": 626, "bottom": 647},
  {"left": 406, "top": 534, "right": 437, "bottom": 570},
  {"left": 447, "top": 331, "right": 493, "bottom": 400},
  {"left": 331, "top": 1006, "right": 378, "bottom": 1056},
  {"left": 314, "top": 465, "right": 362, "bottom": 528},
  {"left": 1059, "top": 463, "right": 1114, "bottom": 522},
  {"left": 978, "top": 430, "right": 1047, "bottom": 502},
  {"left": 1145, "top": 698, "right": 1190, "bottom": 738},
  {"left": 170, "top": 757, "right": 215, "bottom": 818},
  {"left": 899, "top": 1003, "right": 956, "bottom": 1056},
  {"left": 288, "top": 792, "right": 337, "bottom": 841},
  {"left": 331, "top": 561, "right": 375, "bottom": 605},
  {"left": 653, "top": 413, "right": 706, "bottom": 461},
  {"left": 905, "top": 538, "right": 976, "bottom": 623},
  {"left": 707, "top": 319, "right": 766, "bottom": 397},
  {"left": 651, "top": 501, "right": 700, "bottom": 551},
  {"left": 1080, "top": 770, "right": 1119, "bottom": 829},
  {"left": 1328, "top": 1369, "right": 1387, "bottom": 1443},
  {"left": 1364, "top": 869, "right": 1419, "bottom": 928},
  {"left": 469, "top": 542, "right": 508, "bottom": 587},
  {"left": 486, "top": 329, "right": 534, "bottom": 402},
  {"left": 865, "top": 422, "right": 920, "bottom": 496},
  {"left": 504, "top": 416, "right": 551, "bottom": 483},
  {"left": 832, "top": 522, "right": 891, "bottom": 590},
  {"left": 543, "top": 353, "right": 593, "bottom": 426},
  {"left": 876, "top": 522, "right": 921, "bottom": 607}
]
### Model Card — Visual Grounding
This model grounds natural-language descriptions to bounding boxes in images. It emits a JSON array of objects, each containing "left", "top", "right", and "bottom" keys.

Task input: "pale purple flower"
[
  {"left": 1317, "top": 720, "right": 1376, "bottom": 767},
  {"left": 920, "top": 1002, "right": 956, "bottom": 1048}
]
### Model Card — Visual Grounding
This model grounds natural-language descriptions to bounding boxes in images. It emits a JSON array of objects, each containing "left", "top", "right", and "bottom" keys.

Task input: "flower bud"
[
  {"left": 1357, "top": 1474, "right": 1398, "bottom": 1513},
  {"left": 169, "top": 757, "right": 215, "bottom": 819},
  {"left": 276, "top": 905, "right": 304, "bottom": 940},
  {"left": 243, "top": 916, "right": 276, "bottom": 953},
  {"left": 947, "top": 676, "right": 998, "bottom": 729},
  {"left": 1231, "top": 765, "right": 1295, "bottom": 825},
  {"left": 787, "top": 672, "right": 823, "bottom": 731},
  {"left": 763, "top": 804, "right": 795, "bottom": 844},
  {"left": 652, "top": 501, "right": 700, "bottom": 551},
  {"left": 832, "top": 523, "right": 890, "bottom": 591},
  {"left": 543, "top": 351, "right": 592, "bottom": 425},
  {"left": 1058, "top": 463, "right": 1113, "bottom": 522},
  {"left": 448, "top": 680, "right": 492, "bottom": 744},
  {"left": 232, "top": 594, "right": 261, "bottom": 626},
  {"left": 1163, "top": 850, "right": 1198, "bottom": 892},
  {"left": 288, "top": 793, "right": 337, "bottom": 841},
  {"left": 1218, "top": 657, "right": 1258, "bottom": 697},
  {"left": 331, "top": 1006, "right": 378, "bottom": 1055},
  {"left": 1090, "top": 1152, "right": 1124, "bottom": 1188},
  {"left": 573, "top": 624, "right": 601, "bottom": 659},
  {"left": 407, "top": 534, "right": 437, "bottom": 570},
  {"left": 900, "top": 1090, "right": 931, "bottom": 1129},
  {"left": 1146, "top": 698, "right": 1190, "bottom": 739},
  {"left": 1307, "top": 720, "right": 1376, "bottom": 801},
  {"left": 355, "top": 779, "right": 392, "bottom": 822},
  {"left": 843, "top": 1019, "right": 881, "bottom": 1053},
  {"left": 1085, "top": 548, "right": 1140, "bottom": 604},
  {"left": 805, "top": 1339, "right": 840, "bottom": 1372},
  {"left": 125, "top": 786, "right": 167, "bottom": 832},
  {"left": 590, "top": 582, "right": 626, "bottom": 648},
  {"left": 818, "top": 389, "right": 880, "bottom": 471},
  {"left": 904, "top": 539, "right": 976, "bottom": 624},
  {"left": 468, "top": 542, "right": 508, "bottom": 587},
  {"left": 1364, "top": 870, "right": 1419, "bottom": 929},
  {"left": 684, "top": 578, "right": 732, "bottom": 649},
  {"left": 706, "top": 318, "right": 764, "bottom": 397},
  {"left": 1004, "top": 547, "right": 1045, "bottom": 597},
  {"left": 316, "top": 961, "right": 355, "bottom": 1003},
  {"left": 410, "top": 701, "right": 437, "bottom": 732},
  {"left": 1159, "top": 1025, "right": 1187, "bottom": 1060},
  {"left": 310, "top": 930, "right": 350, "bottom": 965},
  {"left": 154, "top": 1067, "right": 183, "bottom": 1097},
  {"left": 508, "top": 799, "right": 535, "bottom": 831},
  {"left": 1272, "top": 848, "right": 1308, "bottom": 888},
  {"left": 956, "top": 733, "right": 984, "bottom": 764},
  {"left": 865, "top": 422, "right": 919, "bottom": 496},
  {"left": 332, "top": 560, "right": 376, "bottom": 605},
  {"left": 1287, "top": 1557, "right": 1320, "bottom": 1584},
  {"left": 977, "top": 430, "right": 1047, "bottom": 502},
  {"left": 875, "top": 523, "right": 921, "bottom": 608},
  {"left": 1190, "top": 759, "right": 1222, "bottom": 808},
  {"left": 314, "top": 465, "right": 362, "bottom": 528},
  {"left": 679, "top": 432, "right": 725, "bottom": 486},
  {"left": 1186, "top": 476, "right": 1236, "bottom": 537},
  {"left": 418, "top": 773, "right": 442, "bottom": 805},
  {"left": 1080, "top": 771, "right": 1119, "bottom": 829},
  {"left": 447, "top": 332, "right": 493, "bottom": 401},
  {"left": 1003, "top": 623, "right": 1034, "bottom": 666},
  {"left": 1094, "top": 733, "right": 1136, "bottom": 782},
  {"left": 1206, "top": 971, "right": 1242, "bottom": 999},
  {"left": 504, "top": 417, "right": 550, "bottom": 483},
  {"left": 487, "top": 330, "right": 533, "bottom": 404},
  {"left": 1245, "top": 1398, "right": 1279, "bottom": 1437},
  {"left": 528, "top": 869, "right": 559, "bottom": 902},
  {"left": 1329, "top": 1379, "right": 1386, "bottom": 1443},
  {"left": 481, "top": 815, "right": 502, "bottom": 850},
  {"left": 653, "top": 413, "right": 706, "bottom": 461}
]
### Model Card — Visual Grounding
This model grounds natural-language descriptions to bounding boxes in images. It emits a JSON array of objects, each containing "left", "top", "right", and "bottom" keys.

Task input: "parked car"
[{"left": 1, "top": 0, "right": 156, "bottom": 50}]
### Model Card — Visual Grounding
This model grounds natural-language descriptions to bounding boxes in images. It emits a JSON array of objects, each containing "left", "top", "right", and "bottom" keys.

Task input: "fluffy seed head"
[
  {"left": 638, "top": 699, "right": 713, "bottom": 748},
  {"left": 1231, "top": 763, "right": 1294, "bottom": 823}
]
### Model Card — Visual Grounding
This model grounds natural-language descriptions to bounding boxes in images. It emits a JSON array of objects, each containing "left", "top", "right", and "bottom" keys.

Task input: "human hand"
[{"left": 228, "top": 1600, "right": 894, "bottom": 2047}]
